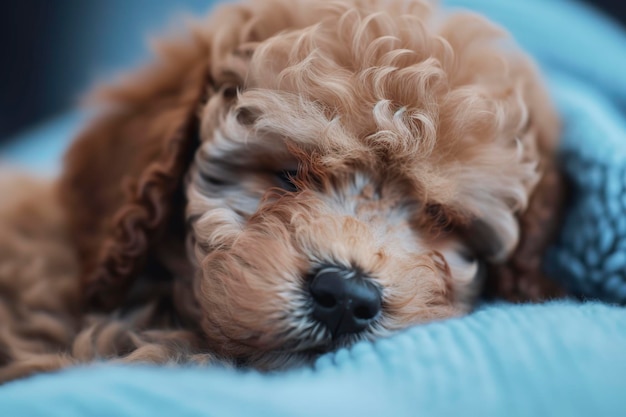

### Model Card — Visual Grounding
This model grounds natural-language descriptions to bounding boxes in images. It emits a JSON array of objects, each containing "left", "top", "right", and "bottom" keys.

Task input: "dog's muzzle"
[{"left": 308, "top": 265, "right": 381, "bottom": 338}]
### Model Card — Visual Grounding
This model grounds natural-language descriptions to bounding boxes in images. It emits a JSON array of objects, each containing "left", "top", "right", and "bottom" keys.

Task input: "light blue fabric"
[
  {"left": 546, "top": 74, "right": 626, "bottom": 303},
  {"left": 0, "top": 112, "right": 86, "bottom": 175},
  {"left": 1, "top": 302, "right": 625, "bottom": 417},
  {"left": 1, "top": 0, "right": 626, "bottom": 416}
]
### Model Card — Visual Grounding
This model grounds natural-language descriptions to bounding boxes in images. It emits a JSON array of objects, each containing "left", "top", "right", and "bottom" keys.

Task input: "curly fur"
[{"left": 0, "top": 0, "right": 563, "bottom": 383}]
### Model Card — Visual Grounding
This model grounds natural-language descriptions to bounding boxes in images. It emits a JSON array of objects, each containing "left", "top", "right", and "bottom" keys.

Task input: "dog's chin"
[
  {"left": 240, "top": 331, "right": 376, "bottom": 371},
  {"left": 241, "top": 350, "right": 319, "bottom": 371}
]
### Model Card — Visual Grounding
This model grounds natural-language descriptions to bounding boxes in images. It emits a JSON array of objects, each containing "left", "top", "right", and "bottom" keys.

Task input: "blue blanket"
[
  {"left": 2, "top": 0, "right": 626, "bottom": 416},
  {"left": 1, "top": 302, "right": 625, "bottom": 417}
]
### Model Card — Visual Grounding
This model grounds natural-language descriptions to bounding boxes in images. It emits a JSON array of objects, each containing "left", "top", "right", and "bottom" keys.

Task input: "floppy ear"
[
  {"left": 58, "top": 0, "right": 303, "bottom": 311},
  {"left": 59, "top": 37, "right": 212, "bottom": 310},
  {"left": 484, "top": 160, "right": 567, "bottom": 301},
  {"left": 485, "top": 81, "right": 568, "bottom": 301}
]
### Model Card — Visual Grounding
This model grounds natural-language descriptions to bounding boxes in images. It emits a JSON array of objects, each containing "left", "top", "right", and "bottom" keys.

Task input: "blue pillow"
[{"left": 1, "top": 302, "right": 625, "bottom": 417}]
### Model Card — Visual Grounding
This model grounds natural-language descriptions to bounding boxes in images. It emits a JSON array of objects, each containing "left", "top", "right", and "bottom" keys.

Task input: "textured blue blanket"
[
  {"left": 1, "top": 0, "right": 626, "bottom": 416},
  {"left": 1, "top": 302, "right": 625, "bottom": 417}
]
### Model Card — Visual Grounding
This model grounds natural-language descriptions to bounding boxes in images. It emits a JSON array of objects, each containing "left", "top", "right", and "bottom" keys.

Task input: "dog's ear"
[
  {"left": 484, "top": 160, "right": 567, "bottom": 301},
  {"left": 484, "top": 83, "right": 567, "bottom": 301},
  {"left": 59, "top": 37, "right": 212, "bottom": 310}
]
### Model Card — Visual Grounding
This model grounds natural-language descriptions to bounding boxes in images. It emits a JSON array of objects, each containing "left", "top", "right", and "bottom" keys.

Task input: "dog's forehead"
[
  {"left": 215, "top": 8, "right": 525, "bottom": 158},
  {"left": 199, "top": 0, "right": 537, "bottom": 228}
]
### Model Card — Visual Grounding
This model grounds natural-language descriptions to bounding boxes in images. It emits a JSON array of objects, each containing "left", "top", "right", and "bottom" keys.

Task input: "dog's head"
[{"left": 60, "top": 0, "right": 560, "bottom": 367}]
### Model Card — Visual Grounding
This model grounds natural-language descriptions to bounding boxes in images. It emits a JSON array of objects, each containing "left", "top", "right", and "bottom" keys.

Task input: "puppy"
[{"left": 0, "top": 0, "right": 564, "bottom": 382}]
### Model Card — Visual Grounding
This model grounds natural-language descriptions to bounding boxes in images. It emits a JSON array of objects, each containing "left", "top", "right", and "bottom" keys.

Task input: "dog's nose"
[{"left": 309, "top": 266, "right": 381, "bottom": 338}]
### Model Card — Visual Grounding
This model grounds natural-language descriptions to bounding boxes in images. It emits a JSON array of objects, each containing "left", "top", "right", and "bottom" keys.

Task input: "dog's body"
[{"left": 0, "top": 0, "right": 564, "bottom": 383}]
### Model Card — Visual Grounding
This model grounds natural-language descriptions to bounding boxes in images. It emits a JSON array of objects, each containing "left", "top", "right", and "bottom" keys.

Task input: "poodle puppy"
[{"left": 0, "top": 0, "right": 564, "bottom": 382}]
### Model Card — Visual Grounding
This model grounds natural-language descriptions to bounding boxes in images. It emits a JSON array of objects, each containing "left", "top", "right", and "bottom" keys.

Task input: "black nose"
[{"left": 309, "top": 266, "right": 381, "bottom": 338}]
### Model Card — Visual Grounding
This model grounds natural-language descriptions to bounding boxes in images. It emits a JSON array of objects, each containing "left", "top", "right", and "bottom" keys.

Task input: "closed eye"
[{"left": 275, "top": 170, "right": 299, "bottom": 192}]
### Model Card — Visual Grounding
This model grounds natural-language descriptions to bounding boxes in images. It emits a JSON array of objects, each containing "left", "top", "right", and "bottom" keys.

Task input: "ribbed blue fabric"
[
  {"left": 546, "top": 74, "right": 626, "bottom": 303},
  {"left": 1, "top": 303, "right": 624, "bottom": 417}
]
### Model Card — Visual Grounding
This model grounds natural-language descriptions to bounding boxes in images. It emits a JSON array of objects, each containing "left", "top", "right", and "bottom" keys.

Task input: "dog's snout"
[{"left": 309, "top": 266, "right": 381, "bottom": 338}]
